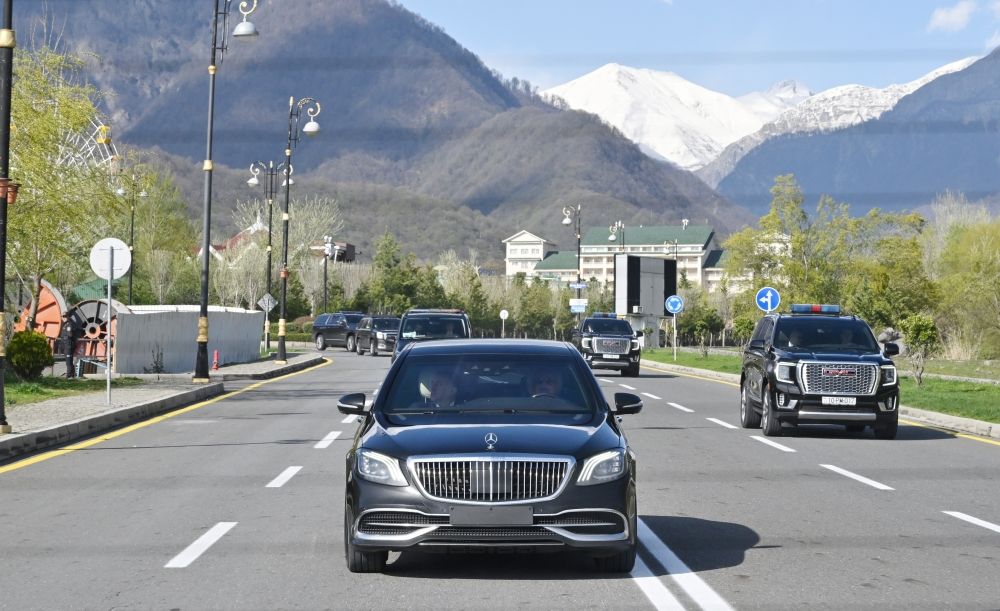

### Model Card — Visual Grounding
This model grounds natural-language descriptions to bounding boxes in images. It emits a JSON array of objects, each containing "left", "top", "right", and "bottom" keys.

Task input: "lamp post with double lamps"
[
  {"left": 247, "top": 160, "right": 288, "bottom": 350},
  {"left": 193, "top": 0, "right": 260, "bottom": 382},
  {"left": 608, "top": 220, "right": 625, "bottom": 252},
  {"left": 561, "top": 204, "right": 582, "bottom": 299},
  {"left": 275, "top": 96, "right": 321, "bottom": 364},
  {"left": 115, "top": 170, "right": 148, "bottom": 305},
  {"left": 322, "top": 235, "right": 334, "bottom": 313},
  {"left": 0, "top": 0, "right": 17, "bottom": 432}
]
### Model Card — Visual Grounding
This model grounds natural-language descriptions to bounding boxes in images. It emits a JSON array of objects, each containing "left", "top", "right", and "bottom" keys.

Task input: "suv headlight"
[
  {"left": 775, "top": 362, "right": 796, "bottom": 384},
  {"left": 630, "top": 339, "right": 640, "bottom": 351},
  {"left": 582, "top": 337, "right": 591, "bottom": 350},
  {"left": 356, "top": 449, "right": 407, "bottom": 486},
  {"left": 577, "top": 449, "right": 627, "bottom": 485},
  {"left": 376, "top": 331, "right": 386, "bottom": 339},
  {"left": 881, "top": 365, "right": 897, "bottom": 386}
]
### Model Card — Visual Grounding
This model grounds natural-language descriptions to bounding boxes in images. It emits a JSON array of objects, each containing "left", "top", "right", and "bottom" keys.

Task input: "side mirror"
[
  {"left": 633, "top": 331, "right": 641, "bottom": 339},
  {"left": 747, "top": 339, "right": 765, "bottom": 351},
  {"left": 613, "top": 392, "right": 643, "bottom": 415},
  {"left": 883, "top": 342, "right": 900, "bottom": 357},
  {"left": 338, "top": 393, "right": 367, "bottom": 415}
]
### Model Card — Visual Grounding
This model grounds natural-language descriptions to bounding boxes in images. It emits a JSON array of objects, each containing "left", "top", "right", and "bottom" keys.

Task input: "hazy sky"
[{"left": 398, "top": 0, "right": 997, "bottom": 95}]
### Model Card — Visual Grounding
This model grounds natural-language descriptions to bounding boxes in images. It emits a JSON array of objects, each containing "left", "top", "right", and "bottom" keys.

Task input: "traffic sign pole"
[
  {"left": 106, "top": 247, "right": 113, "bottom": 406},
  {"left": 673, "top": 315, "right": 677, "bottom": 362},
  {"left": 664, "top": 295, "right": 684, "bottom": 362}
]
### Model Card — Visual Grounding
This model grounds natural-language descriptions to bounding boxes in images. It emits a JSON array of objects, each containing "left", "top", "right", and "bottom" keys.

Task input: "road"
[{"left": 1, "top": 350, "right": 998, "bottom": 610}]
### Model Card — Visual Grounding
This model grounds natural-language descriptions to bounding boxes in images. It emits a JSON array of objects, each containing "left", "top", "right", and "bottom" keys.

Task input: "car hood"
[
  {"left": 362, "top": 421, "right": 620, "bottom": 458},
  {"left": 773, "top": 349, "right": 890, "bottom": 364}
]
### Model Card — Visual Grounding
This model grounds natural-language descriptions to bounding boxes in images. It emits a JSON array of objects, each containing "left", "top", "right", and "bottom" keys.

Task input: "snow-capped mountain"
[
  {"left": 738, "top": 80, "right": 813, "bottom": 123},
  {"left": 543, "top": 63, "right": 767, "bottom": 171},
  {"left": 698, "top": 56, "right": 978, "bottom": 187}
]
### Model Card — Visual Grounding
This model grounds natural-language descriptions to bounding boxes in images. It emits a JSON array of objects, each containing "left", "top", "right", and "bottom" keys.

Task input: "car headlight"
[
  {"left": 356, "top": 449, "right": 407, "bottom": 486},
  {"left": 376, "top": 331, "right": 385, "bottom": 339},
  {"left": 582, "top": 337, "right": 591, "bottom": 349},
  {"left": 775, "top": 362, "right": 795, "bottom": 384},
  {"left": 577, "top": 449, "right": 627, "bottom": 485},
  {"left": 881, "top": 365, "right": 897, "bottom": 386},
  {"left": 631, "top": 339, "right": 640, "bottom": 350}
]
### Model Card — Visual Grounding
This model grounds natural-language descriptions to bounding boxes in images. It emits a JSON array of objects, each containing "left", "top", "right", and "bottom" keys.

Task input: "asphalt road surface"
[{"left": 1, "top": 350, "right": 998, "bottom": 610}]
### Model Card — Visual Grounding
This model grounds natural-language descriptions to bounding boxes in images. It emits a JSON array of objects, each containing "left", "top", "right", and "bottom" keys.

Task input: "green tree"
[
  {"left": 935, "top": 220, "right": 1000, "bottom": 358},
  {"left": 732, "top": 315, "right": 756, "bottom": 345},
  {"left": 898, "top": 314, "right": 940, "bottom": 387},
  {"left": 515, "top": 281, "right": 554, "bottom": 338}
]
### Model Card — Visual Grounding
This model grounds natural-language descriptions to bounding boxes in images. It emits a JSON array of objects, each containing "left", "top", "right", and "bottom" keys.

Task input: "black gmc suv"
[
  {"left": 392, "top": 308, "right": 472, "bottom": 361},
  {"left": 571, "top": 313, "right": 641, "bottom": 377},
  {"left": 740, "top": 304, "right": 901, "bottom": 439},
  {"left": 313, "top": 311, "right": 365, "bottom": 352}
]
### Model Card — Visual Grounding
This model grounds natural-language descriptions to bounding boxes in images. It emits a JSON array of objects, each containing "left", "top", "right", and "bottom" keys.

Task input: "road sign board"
[
  {"left": 569, "top": 282, "right": 588, "bottom": 289},
  {"left": 665, "top": 295, "right": 684, "bottom": 315},
  {"left": 499, "top": 309, "right": 509, "bottom": 320},
  {"left": 258, "top": 293, "right": 277, "bottom": 313},
  {"left": 570, "top": 304, "right": 586, "bottom": 313},
  {"left": 569, "top": 298, "right": 588, "bottom": 307},
  {"left": 755, "top": 286, "right": 781, "bottom": 313},
  {"left": 89, "top": 238, "right": 131, "bottom": 280}
]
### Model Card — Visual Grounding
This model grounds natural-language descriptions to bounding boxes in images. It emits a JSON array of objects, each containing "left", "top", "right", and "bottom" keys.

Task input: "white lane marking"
[
  {"left": 638, "top": 518, "right": 736, "bottom": 611},
  {"left": 642, "top": 392, "right": 662, "bottom": 400},
  {"left": 629, "top": 555, "right": 685, "bottom": 611},
  {"left": 341, "top": 415, "right": 357, "bottom": 424},
  {"left": 820, "top": 464, "right": 894, "bottom": 491},
  {"left": 165, "top": 522, "right": 237, "bottom": 568},
  {"left": 620, "top": 384, "right": 637, "bottom": 390},
  {"left": 751, "top": 436, "right": 796, "bottom": 452},
  {"left": 314, "top": 431, "right": 342, "bottom": 449},
  {"left": 599, "top": 378, "right": 615, "bottom": 383},
  {"left": 944, "top": 511, "right": 1000, "bottom": 535},
  {"left": 265, "top": 466, "right": 303, "bottom": 488},
  {"left": 668, "top": 402, "right": 694, "bottom": 413},
  {"left": 706, "top": 418, "right": 738, "bottom": 430}
]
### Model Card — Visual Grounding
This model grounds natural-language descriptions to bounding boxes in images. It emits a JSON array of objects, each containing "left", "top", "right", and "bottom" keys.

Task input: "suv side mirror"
[
  {"left": 747, "top": 339, "right": 765, "bottom": 351},
  {"left": 613, "top": 392, "right": 643, "bottom": 415},
  {"left": 882, "top": 342, "right": 900, "bottom": 357},
  {"left": 338, "top": 393, "right": 367, "bottom": 415}
]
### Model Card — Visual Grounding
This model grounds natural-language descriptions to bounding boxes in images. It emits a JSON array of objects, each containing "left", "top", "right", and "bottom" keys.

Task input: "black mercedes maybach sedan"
[{"left": 337, "top": 339, "right": 642, "bottom": 573}]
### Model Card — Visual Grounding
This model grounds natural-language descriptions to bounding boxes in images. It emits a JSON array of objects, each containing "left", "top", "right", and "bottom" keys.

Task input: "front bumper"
[
  {"left": 584, "top": 352, "right": 640, "bottom": 370},
  {"left": 771, "top": 381, "right": 899, "bottom": 425}
]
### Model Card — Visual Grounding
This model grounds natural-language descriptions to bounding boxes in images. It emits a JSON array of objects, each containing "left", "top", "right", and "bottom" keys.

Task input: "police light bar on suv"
[
  {"left": 590, "top": 312, "right": 618, "bottom": 318},
  {"left": 790, "top": 304, "right": 841, "bottom": 314}
]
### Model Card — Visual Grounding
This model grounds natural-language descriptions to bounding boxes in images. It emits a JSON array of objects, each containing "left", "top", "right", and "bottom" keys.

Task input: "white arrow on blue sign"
[
  {"left": 665, "top": 295, "right": 684, "bottom": 315},
  {"left": 755, "top": 286, "right": 781, "bottom": 313}
]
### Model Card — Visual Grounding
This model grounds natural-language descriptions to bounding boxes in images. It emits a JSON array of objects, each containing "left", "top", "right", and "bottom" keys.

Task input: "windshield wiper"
[
  {"left": 391, "top": 409, "right": 438, "bottom": 415},
  {"left": 458, "top": 408, "right": 518, "bottom": 414}
]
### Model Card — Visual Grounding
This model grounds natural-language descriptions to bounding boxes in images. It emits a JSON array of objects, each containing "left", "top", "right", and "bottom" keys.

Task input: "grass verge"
[{"left": 5, "top": 377, "right": 143, "bottom": 407}]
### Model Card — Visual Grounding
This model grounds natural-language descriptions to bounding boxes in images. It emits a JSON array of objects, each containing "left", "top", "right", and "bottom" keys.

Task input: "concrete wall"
[{"left": 114, "top": 309, "right": 264, "bottom": 373}]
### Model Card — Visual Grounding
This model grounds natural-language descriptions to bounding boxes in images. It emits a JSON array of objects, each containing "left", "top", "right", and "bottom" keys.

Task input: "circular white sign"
[
  {"left": 499, "top": 309, "right": 509, "bottom": 320},
  {"left": 89, "top": 237, "right": 132, "bottom": 280}
]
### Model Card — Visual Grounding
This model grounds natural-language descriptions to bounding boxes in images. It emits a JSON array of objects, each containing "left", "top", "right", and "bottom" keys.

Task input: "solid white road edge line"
[
  {"left": 668, "top": 402, "right": 694, "bottom": 413},
  {"left": 341, "top": 415, "right": 357, "bottom": 424},
  {"left": 820, "top": 464, "right": 894, "bottom": 491},
  {"left": 599, "top": 378, "right": 615, "bottom": 383},
  {"left": 642, "top": 392, "right": 662, "bottom": 400},
  {"left": 630, "top": 555, "right": 686, "bottom": 611},
  {"left": 751, "top": 436, "right": 796, "bottom": 452},
  {"left": 943, "top": 511, "right": 1000, "bottom": 535},
  {"left": 620, "top": 384, "right": 637, "bottom": 390},
  {"left": 706, "top": 418, "right": 738, "bottom": 430},
  {"left": 637, "top": 518, "right": 736, "bottom": 611},
  {"left": 266, "top": 466, "right": 303, "bottom": 488},
  {"left": 315, "top": 431, "right": 342, "bottom": 449},
  {"left": 165, "top": 522, "right": 237, "bottom": 568}
]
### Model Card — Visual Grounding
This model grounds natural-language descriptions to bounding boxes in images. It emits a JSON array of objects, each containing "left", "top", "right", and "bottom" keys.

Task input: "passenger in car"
[
  {"left": 419, "top": 367, "right": 458, "bottom": 407},
  {"left": 529, "top": 368, "right": 563, "bottom": 397}
]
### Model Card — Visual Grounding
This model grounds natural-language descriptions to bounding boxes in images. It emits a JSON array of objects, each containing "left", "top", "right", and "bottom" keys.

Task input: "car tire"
[
  {"left": 740, "top": 382, "right": 761, "bottom": 428},
  {"left": 314, "top": 335, "right": 326, "bottom": 351},
  {"left": 593, "top": 545, "right": 636, "bottom": 573},
  {"left": 344, "top": 504, "right": 387, "bottom": 573},
  {"left": 346, "top": 335, "right": 356, "bottom": 352},
  {"left": 874, "top": 415, "right": 898, "bottom": 440},
  {"left": 370, "top": 340, "right": 378, "bottom": 357},
  {"left": 355, "top": 338, "right": 362, "bottom": 354},
  {"left": 761, "top": 386, "right": 782, "bottom": 437}
]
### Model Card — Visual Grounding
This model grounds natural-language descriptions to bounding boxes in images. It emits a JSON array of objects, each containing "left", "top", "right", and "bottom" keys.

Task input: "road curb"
[
  {"left": 0, "top": 383, "right": 225, "bottom": 462},
  {"left": 220, "top": 356, "right": 327, "bottom": 380},
  {"left": 640, "top": 358, "right": 1000, "bottom": 441}
]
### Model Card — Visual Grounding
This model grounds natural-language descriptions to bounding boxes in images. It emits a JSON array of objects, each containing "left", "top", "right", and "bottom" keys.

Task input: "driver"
[
  {"left": 529, "top": 368, "right": 563, "bottom": 397},
  {"left": 418, "top": 367, "right": 458, "bottom": 407}
]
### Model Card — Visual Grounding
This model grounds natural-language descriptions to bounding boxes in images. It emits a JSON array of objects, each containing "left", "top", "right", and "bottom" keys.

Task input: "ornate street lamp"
[
  {"left": 322, "top": 235, "right": 334, "bottom": 313},
  {"left": 609, "top": 220, "right": 625, "bottom": 252},
  {"left": 193, "top": 0, "right": 261, "bottom": 382},
  {"left": 247, "top": 160, "right": 288, "bottom": 350},
  {"left": 0, "top": 0, "right": 16, "bottom": 433},
  {"left": 275, "top": 96, "right": 321, "bottom": 364},
  {"left": 561, "top": 204, "right": 582, "bottom": 300}
]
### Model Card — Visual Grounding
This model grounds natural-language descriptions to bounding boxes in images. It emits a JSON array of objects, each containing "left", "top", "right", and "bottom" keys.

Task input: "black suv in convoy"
[
  {"left": 392, "top": 308, "right": 471, "bottom": 361},
  {"left": 572, "top": 313, "right": 641, "bottom": 377},
  {"left": 740, "top": 304, "right": 901, "bottom": 439},
  {"left": 313, "top": 311, "right": 365, "bottom": 352},
  {"left": 355, "top": 315, "right": 401, "bottom": 356}
]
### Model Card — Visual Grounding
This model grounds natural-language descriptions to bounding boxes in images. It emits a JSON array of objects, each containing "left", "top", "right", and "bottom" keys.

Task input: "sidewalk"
[
  {"left": 640, "top": 359, "right": 1000, "bottom": 441},
  {"left": 0, "top": 351, "right": 326, "bottom": 462}
]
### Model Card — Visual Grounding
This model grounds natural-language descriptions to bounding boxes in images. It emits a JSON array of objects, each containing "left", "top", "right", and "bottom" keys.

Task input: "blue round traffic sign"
[
  {"left": 665, "top": 295, "right": 684, "bottom": 315},
  {"left": 755, "top": 286, "right": 781, "bottom": 313}
]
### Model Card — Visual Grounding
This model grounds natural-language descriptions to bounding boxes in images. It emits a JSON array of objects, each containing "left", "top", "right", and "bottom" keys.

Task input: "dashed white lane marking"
[
  {"left": 820, "top": 464, "right": 894, "bottom": 491},
  {"left": 630, "top": 556, "right": 685, "bottom": 611},
  {"left": 706, "top": 418, "right": 738, "bottom": 430},
  {"left": 637, "top": 518, "right": 736, "bottom": 611},
  {"left": 165, "top": 522, "right": 237, "bottom": 568},
  {"left": 620, "top": 384, "right": 637, "bottom": 390},
  {"left": 341, "top": 415, "right": 357, "bottom": 424},
  {"left": 265, "top": 466, "right": 303, "bottom": 488},
  {"left": 599, "top": 378, "right": 615, "bottom": 383},
  {"left": 314, "top": 431, "right": 342, "bottom": 449},
  {"left": 668, "top": 402, "right": 693, "bottom": 413},
  {"left": 944, "top": 511, "right": 1000, "bottom": 535},
  {"left": 751, "top": 436, "right": 796, "bottom": 452},
  {"left": 642, "top": 392, "right": 662, "bottom": 400}
]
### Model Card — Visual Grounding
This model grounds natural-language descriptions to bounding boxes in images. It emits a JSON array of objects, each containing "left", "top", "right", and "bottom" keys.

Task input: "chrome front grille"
[
  {"left": 593, "top": 337, "right": 629, "bottom": 354},
  {"left": 409, "top": 456, "right": 573, "bottom": 504},
  {"left": 801, "top": 362, "right": 878, "bottom": 395}
]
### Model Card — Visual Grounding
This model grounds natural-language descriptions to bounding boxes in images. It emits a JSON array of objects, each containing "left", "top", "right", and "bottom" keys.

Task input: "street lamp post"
[
  {"left": 322, "top": 235, "right": 334, "bottom": 313},
  {"left": 561, "top": 204, "right": 582, "bottom": 300},
  {"left": 0, "top": 0, "right": 16, "bottom": 433},
  {"left": 116, "top": 172, "right": 148, "bottom": 305},
  {"left": 247, "top": 160, "right": 287, "bottom": 350},
  {"left": 275, "top": 96, "right": 321, "bottom": 364},
  {"left": 608, "top": 220, "right": 625, "bottom": 252},
  {"left": 193, "top": 0, "right": 260, "bottom": 382}
]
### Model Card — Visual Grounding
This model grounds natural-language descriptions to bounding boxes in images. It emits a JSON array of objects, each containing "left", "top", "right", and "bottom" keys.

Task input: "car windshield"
[
  {"left": 344, "top": 314, "right": 363, "bottom": 325},
  {"left": 584, "top": 319, "right": 633, "bottom": 335},
  {"left": 380, "top": 354, "right": 598, "bottom": 425},
  {"left": 775, "top": 319, "right": 880, "bottom": 353},
  {"left": 373, "top": 318, "right": 400, "bottom": 331},
  {"left": 400, "top": 316, "right": 468, "bottom": 339}
]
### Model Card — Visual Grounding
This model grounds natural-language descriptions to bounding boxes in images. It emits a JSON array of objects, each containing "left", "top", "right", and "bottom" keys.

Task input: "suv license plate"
[
  {"left": 822, "top": 396, "right": 857, "bottom": 406},
  {"left": 603, "top": 353, "right": 619, "bottom": 359}
]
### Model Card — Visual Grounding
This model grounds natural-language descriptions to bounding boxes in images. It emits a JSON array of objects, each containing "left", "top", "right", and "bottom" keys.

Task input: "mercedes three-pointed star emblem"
[{"left": 484, "top": 432, "right": 498, "bottom": 450}]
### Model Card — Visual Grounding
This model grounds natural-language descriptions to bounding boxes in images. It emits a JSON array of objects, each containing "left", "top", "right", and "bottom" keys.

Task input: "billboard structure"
[{"left": 613, "top": 254, "right": 677, "bottom": 346}]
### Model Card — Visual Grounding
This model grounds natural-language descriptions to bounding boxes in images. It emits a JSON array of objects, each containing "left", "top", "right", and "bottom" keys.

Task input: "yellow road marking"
[
  {"left": 0, "top": 359, "right": 331, "bottom": 475},
  {"left": 640, "top": 364, "right": 740, "bottom": 388}
]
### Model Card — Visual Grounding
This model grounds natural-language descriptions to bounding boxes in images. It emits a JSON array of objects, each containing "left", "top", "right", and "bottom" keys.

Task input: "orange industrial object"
[
  {"left": 68, "top": 299, "right": 132, "bottom": 361},
  {"left": 13, "top": 279, "right": 69, "bottom": 352}
]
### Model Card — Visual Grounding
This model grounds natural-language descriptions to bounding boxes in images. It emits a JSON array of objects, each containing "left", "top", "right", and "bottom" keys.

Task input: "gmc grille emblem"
[{"left": 822, "top": 367, "right": 856, "bottom": 377}]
